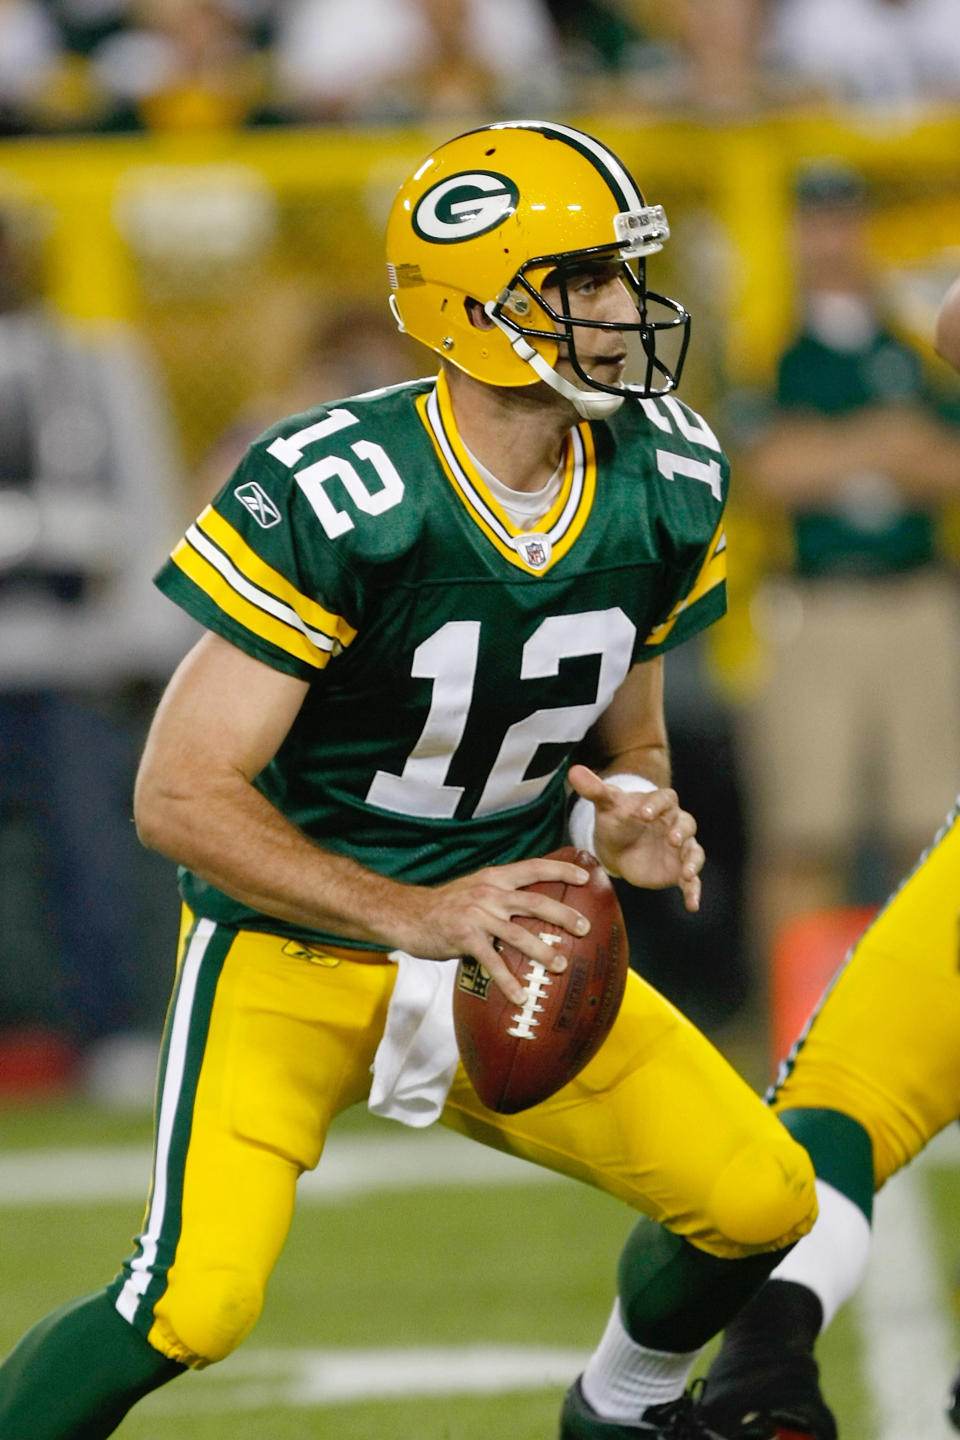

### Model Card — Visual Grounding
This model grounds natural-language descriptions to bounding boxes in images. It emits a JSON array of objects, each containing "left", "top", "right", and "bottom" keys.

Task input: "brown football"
[{"left": 452, "top": 847, "right": 629, "bottom": 1114}]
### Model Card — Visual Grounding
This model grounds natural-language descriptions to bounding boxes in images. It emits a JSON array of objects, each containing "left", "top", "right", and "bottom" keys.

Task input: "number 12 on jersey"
[{"left": 366, "top": 609, "right": 636, "bottom": 820}]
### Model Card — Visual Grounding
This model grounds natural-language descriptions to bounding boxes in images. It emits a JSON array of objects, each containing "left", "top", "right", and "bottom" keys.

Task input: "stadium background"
[{"left": 1, "top": 3, "right": 959, "bottom": 1436}]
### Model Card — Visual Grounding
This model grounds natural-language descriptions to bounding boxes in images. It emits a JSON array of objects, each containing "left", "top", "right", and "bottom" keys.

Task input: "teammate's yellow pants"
[{"left": 773, "top": 798, "right": 960, "bottom": 1190}]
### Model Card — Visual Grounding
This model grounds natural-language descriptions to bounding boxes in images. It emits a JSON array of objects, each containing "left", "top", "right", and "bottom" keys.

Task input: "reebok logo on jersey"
[
  {"left": 413, "top": 171, "right": 519, "bottom": 243},
  {"left": 234, "top": 480, "right": 282, "bottom": 528}
]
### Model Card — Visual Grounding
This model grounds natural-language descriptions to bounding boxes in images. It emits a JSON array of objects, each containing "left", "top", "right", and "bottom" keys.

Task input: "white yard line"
[
  {"left": 0, "top": 1127, "right": 561, "bottom": 1207},
  {"left": 857, "top": 1125, "right": 958, "bottom": 1440},
  {"left": 143, "top": 1344, "right": 591, "bottom": 1413},
  {"left": 3, "top": 1120, "right": 956, "bottom": 1209}
]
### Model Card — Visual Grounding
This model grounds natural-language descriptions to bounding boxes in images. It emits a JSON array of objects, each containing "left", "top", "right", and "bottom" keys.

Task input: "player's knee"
[
  {"left": 703, "top": 1131, "right": 818, "bottom": 1256},
  {"left": 151, "top": 1266, "right": 265, "bottom": 1367}
]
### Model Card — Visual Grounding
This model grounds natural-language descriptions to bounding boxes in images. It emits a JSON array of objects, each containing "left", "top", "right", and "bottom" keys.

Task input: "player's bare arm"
[
  {"left": 134, "top": 630, "right": 588, "bottom": 1004},
  {"left": 567, "top": 655, "right": 705, "bottom": 911},
  {"left": 935, "top": 273, "right": 960, "bottom": 373}
]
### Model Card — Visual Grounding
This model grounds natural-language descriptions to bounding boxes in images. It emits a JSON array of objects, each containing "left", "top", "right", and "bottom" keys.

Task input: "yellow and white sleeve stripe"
[
  {"left": 644, "top": 523, "right": 727, "bottom": 648},
  {"left": 170, "top": 506, "right": 356, "bottom": 670}
]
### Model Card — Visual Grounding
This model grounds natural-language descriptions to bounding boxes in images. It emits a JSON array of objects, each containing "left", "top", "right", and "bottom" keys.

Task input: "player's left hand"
[{"left": 567, "top": 763, "right": 704, "bottom": 912}]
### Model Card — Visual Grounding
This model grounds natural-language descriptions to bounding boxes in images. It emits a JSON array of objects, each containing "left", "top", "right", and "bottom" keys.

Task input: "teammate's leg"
[
  {"left": 701, "top": 799, "right": 960, "bottom": 1437},
  {"left": 0, "top": 915, "right": 394, "bottom": 1439}
]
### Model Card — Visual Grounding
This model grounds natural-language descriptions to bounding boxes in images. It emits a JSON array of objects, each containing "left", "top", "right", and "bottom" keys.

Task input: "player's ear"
[{"left": 464, "top": 298, "right": 495, "bottom": 332}]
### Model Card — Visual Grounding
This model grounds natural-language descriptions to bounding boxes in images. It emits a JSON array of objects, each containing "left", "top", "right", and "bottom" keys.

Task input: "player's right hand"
[{"left": 395, "top": 858, "right": 591, "bottom": 1005}]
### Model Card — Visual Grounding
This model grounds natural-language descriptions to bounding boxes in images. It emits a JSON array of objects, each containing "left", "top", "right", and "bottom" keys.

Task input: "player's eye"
[{"left": 567, "top": 265, "right": 621, "bottom": 297}]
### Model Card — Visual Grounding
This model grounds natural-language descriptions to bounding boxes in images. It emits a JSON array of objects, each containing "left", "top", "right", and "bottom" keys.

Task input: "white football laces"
[{"left": 506, "top": 934, "right": 562, "bottom": 1039}]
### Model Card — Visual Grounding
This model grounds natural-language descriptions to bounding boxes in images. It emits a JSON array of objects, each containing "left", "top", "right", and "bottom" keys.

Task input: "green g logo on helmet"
[{"left": 412, "top": 171, "right": 519, "bottom": 244}]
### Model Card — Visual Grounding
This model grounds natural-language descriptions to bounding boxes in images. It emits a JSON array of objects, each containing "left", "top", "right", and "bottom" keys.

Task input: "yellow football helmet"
[{"left": 385, "top": 120, "right": 690, "bottom": 419}]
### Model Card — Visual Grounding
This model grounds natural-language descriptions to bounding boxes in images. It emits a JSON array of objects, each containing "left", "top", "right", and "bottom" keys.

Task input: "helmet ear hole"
[{"left": 465, "top": 298, "right": 495, "bottom": 332}]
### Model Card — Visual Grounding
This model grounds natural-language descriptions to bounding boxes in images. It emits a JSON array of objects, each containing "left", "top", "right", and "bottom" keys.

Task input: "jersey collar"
[{"left": 415, "top": 371, "right": 597, "bottom": 576}]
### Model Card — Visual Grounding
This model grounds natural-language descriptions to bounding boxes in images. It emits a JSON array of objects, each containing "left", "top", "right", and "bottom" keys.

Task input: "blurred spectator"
[
  {"left": 766, "top": 0, "right": 960, "bottom": 108},
  {"left": 43, "top": 0, "right": 131, "bottom": 57},
  {"left": 735, "top": 162, "right": 960, "bottom": 963},
  {"left": 545, "top": 0, "right": 641, "bottom": 71},
  {"left": 48, "top": 0, "right": 276, "bottom": 56},
  {"left": 0, "top": 0, "right": 66, "bottom": 135},
  {"left": 272, "top": 0, "right": 562, "bottom": 123},
  {"left": 620, "top": 0, "right": 776, "bottom": 116},
  {"left": 88, "top": 0, "right": 274, "bottom": 131},
  {"left": 0, "top": 207, "right": 193, "bottom": 1091},
  {"left": 667, "top": 0, "right": 767, "bottom": 112},
  {"left": 11, "top": 0, "right": 959, "bottom": 132}
]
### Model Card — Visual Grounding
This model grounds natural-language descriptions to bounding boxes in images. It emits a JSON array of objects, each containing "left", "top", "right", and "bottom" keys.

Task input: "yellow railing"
[{"left": 2, "top": 110, "right": 959, "bottom": 370}]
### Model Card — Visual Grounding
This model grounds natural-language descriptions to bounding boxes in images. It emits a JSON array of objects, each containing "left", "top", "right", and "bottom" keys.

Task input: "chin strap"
[{"left": 483, "top": 302, "right": 624, "bottom": 420}]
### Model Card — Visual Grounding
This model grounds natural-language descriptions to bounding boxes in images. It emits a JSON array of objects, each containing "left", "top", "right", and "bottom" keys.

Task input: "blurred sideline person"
[
  {"left": 0, "top": 208, "right": 192, "bottom": 1076},
  {"left": 0, "top": 121, "right": 816, "bottom": 1440},
  {"left": 736, "top": 161, "right": 960, "bottom": 961}
]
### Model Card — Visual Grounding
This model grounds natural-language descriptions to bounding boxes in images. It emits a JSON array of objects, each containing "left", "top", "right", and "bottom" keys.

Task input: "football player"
[{"left": 0, "top": 122, "right": 817, "bottom": 1440}]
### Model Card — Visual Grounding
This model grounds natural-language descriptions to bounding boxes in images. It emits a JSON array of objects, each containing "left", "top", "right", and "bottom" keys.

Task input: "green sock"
[
  {"left": 0, "top": 1289, "right": 185, "bottom": 1439},
  {"left": 777, "top": 1107, "right": 875, "bottom": 1220},
  {"left": 617, "top": 1217, "right": 795, "bottom": 1352}
]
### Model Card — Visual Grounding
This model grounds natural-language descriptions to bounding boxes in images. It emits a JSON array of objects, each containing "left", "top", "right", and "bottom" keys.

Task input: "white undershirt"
[{"left": 461, "top": 440, "right": 563, "bottom": 531}]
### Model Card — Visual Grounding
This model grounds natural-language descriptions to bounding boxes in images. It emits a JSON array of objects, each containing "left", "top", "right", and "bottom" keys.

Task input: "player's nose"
[{"left": 603, "top": 278, "right": 640, "bottom": 326}]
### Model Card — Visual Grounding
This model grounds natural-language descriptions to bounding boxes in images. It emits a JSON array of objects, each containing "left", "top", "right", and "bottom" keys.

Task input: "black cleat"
[
  {"left": 697, "top": 1279, "right": 837, "bottom": 1440},
  {"left": 559, "top": 1376, "right": 729, "bottom": 1438},
  {"left": 697, "top": 1353, "right": 837, "bottom": 1440}
]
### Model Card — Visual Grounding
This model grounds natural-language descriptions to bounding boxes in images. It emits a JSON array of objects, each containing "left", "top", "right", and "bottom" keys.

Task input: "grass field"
[{"left": 0, "top": 1095, "right": 957, "bottom": 1439}]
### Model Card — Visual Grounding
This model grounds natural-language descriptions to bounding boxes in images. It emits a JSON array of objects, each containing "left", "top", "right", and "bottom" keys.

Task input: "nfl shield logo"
[
  {"left": 514, "top": 533, "right": 552, "bottom": 570},
  {"left": 457, "top": 956, "right": 493, "bottom": 999}
]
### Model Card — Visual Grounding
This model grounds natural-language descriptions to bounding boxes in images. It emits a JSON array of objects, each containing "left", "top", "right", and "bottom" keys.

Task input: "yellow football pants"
[
  {"left": 112, "top": 908, "right": 815, "bottom": 1369},
  {"left": 773, "top": 798, "right": 960, "bottom": 1189}
]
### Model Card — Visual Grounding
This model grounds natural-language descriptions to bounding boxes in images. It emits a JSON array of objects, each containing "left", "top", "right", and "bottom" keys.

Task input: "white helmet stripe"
[{"left": 487, "top": 120, "right": 645, "bottom": 215}]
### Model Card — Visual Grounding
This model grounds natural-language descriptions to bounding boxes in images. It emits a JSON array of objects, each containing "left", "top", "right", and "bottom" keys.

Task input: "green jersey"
[
  {"left": 777, "top": 327, "right": 938, "bottom": 577},
  {"left": 155, "top": 372, "right": 729, "bottom": 945}
]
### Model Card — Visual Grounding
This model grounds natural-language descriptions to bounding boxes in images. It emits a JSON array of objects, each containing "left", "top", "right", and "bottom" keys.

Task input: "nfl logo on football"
[{"left": 456, "top": 955, "right": 493, "bottom": 1000}]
